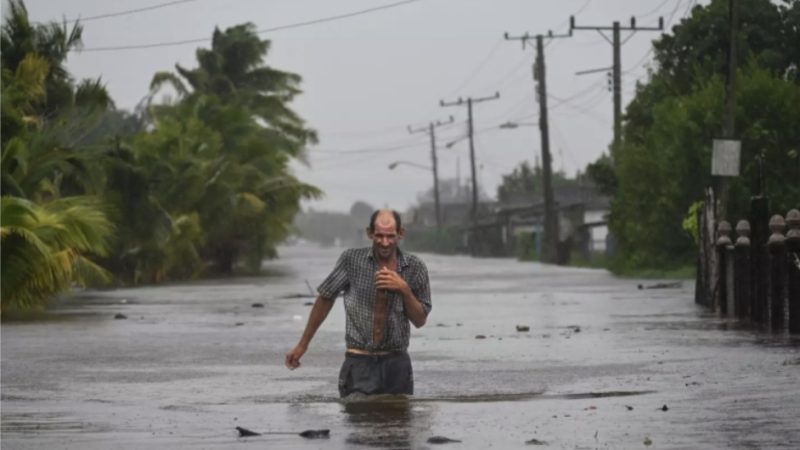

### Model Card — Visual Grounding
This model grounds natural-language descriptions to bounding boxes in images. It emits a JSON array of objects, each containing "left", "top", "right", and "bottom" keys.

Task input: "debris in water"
[
  {"left": 304, "top": 301, "right": 313, "bottom": 306},
  {"left": 638, "top": 281, "right": 681, "bottom": 290},
  {"left": 427, "top": 436, "right": 461, "bottom": 444},
  {"left": 114, "top": 313, "right": 127, "bottom": 320},
  {"left": 475, "top": 334, "right": 486, "bottom": 339},
  {"left": 299, "top": 429, "right": 330, "bottom": 439},
  {"left": 516, "top": 325, "right": 530, "bottom": 332},
  {"left": 236, "top": 426, "right": 261, "bottom": 437},
  {"left": 625, "top": 405, "right": 634, "bottom": 411},
  {"left": 236, "top": 427, "right": 330, "bottom": 439},
  {"left": 251, "top": 303, "right": 264, "bottom": 308},
  {"left": 661, "top": 404, "right": 669, "bottom": 411},
  {"left": 525, "top": 437, "right": 547, "bottom": 445},
  {"left": 644, "top": 436, "right": 653, "bottom": 446},
  {"left": 235, "top": 322, "right": 244, "bottom": 326}
]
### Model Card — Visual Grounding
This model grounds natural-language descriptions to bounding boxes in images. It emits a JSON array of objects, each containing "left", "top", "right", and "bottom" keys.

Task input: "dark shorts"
[{"left": 338, "top": 351, "right": 414, "bottom": 397}]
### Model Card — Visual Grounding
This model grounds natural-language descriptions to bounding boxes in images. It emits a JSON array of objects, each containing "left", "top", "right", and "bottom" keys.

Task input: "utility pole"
[
  {"left": 407, "top": 116, "right": 455, "bottom": 230},
  {"left": 719, "top": 0, "right": 739, "bottom": 220},
  {"left": 440, "top": 92, "right": 500, "bottom": 254},
  {"left": 504, "top": 30, "right": 570, "bottom": 264},
  {"left": 570, "top": 16, "right": 664, "bottom": 160}
]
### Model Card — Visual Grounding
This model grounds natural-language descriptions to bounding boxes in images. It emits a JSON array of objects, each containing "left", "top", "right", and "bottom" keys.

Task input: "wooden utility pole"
[
  {"left": 504, "top": 30, "right": 570, "bottom": 264},
  {"left": 440, "top": 92, "right": 500, "bottom": 254},
  {"left": 719, "top": 0, "right": 739, "bottom": 220},
  {"left": 570, "top": 16, "right": 663, "bottom": 160},
  {"left": 408, "top": 116, "right": 455, "bottom": 230}
]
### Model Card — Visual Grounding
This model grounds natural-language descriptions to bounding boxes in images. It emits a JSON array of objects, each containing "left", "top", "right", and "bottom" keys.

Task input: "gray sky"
[{"left": 18, "top": 0, "right": 701, "bottom": 213}]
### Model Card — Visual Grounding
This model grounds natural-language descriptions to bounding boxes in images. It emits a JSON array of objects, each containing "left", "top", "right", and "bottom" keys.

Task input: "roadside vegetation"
[{"left": 1, "top": 0, "right": 318, "bottom": 312}]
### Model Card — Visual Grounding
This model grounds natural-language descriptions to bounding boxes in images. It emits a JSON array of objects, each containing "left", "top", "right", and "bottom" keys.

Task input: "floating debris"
[
  {"left": 661, "top": 404, "right": 669, "bottom": 411},
  {"left": 516, "top": 325, "right": 530, "bottom": 332},
  {"left": 236, "top": 426, "right": 330, "bottom": 439},
  {"left": 525, "top": 437, "right": 547, "bottom": 445},
  {"left": 427, "top": 436, "right": 461, "bottom": 444},
  {"left": 475, "top": 334, "right": 487, "bottom": 339},
  {"left": 638, "top": 281, "right": 681, "bottom": 290},
  {"left": 251, "top": 303, "right": 264, "bottom": 308},
  {"left": 236, "top": 426, "right": 261, "bottom": 437},
  {"left": 114, "top": 313, "right": 127, "bottom": 320}
]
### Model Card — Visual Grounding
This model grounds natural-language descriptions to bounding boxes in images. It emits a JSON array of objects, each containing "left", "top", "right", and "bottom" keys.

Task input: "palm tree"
[
  {"left": 145, "top": 23, "right": 321, "bottom": 274},
  {"left": 1, "top": 0, "right": 118, "bottom": 311},
  {"left": 1, "top": 196, "right": 114, "bottom": 312}
]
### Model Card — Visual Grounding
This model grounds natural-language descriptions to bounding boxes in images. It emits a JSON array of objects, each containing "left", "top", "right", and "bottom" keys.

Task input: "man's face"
[{"left": 368, "top": 215, "right": 403, "bottom": 260}]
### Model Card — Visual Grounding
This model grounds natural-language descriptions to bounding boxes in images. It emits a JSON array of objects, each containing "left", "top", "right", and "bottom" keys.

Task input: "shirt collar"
[{"left": 368, "top": 247, "right": 409, "bottom": 269}]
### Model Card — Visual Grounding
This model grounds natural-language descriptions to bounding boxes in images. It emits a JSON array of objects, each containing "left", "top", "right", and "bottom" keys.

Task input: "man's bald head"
[{"left": 368, "top": 209, "right": 402, "bottom": 233}]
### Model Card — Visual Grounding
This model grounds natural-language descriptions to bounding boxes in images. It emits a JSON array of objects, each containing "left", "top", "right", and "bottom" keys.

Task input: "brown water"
[{"left": 2, "top": 243, "right": 799, "bottom": 449}]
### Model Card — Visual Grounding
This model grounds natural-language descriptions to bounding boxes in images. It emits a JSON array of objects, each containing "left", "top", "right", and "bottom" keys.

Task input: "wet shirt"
[{"left": 317, "top": 247, "right": 432, "bottom": 352}]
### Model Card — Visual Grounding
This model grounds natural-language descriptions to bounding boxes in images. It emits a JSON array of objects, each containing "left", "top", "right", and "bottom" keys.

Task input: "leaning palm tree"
[
  {"left": 1, "top": 196, "right": 114, "bottom": 312},
  {"left": 146, "top": 23, "right": 321, "bottom": 274}
]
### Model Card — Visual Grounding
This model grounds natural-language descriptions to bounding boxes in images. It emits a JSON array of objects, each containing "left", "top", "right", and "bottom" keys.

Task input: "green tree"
[
  {"left": 496, "top": 160, "right": 578, "bottom": 204},
  {"left": 140, "top": 23, "right": 320, "bottom": 275},
  {"left": 1, "top": 1, "right": 118, "bottom": 311},
  {"left": 1, "top": 196, "right": 113, "bottom": 311},
  {"left": 607, "top": 0, "right": 800, "bottom": 271}
]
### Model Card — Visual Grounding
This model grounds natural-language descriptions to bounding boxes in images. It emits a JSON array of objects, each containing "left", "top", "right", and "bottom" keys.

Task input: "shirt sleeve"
[
  {"left": 411, "top": 260, "right": 432, "bottom": 316},
  {"left": 316, "top": 250, "right": 350, "bottom": 301}
]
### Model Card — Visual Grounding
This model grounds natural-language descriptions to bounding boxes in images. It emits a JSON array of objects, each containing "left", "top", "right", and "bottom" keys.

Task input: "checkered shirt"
[{"left": 317, "top": 246, "right": 432, "bottom": 352}]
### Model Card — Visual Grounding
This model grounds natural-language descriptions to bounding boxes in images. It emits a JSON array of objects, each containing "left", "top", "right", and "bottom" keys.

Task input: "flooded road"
[{"left": 2, "top": 243, "right": 799, "bottom": 449}]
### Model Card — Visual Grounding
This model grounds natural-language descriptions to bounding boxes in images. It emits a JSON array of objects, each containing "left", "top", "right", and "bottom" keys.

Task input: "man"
[{"left": 285, "top": 209, "right": 432, "bottom": 397}]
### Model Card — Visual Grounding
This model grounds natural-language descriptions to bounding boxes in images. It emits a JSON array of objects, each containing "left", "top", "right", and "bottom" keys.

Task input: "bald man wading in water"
[{"left": 285, "top": 209, "right": 432, "bottom": 397}]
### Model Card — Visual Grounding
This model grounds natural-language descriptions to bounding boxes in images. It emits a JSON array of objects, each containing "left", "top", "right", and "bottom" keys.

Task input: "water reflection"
[{"left": 342, "top": 396, "right": 430, "bottom": 448}]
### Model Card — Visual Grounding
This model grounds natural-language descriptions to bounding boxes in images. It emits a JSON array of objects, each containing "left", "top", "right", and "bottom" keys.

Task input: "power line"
[
  {"left": 445, "top": 38, "right": 505, "bottom": 97},
  {"left": 79, "top": 0, "right": 421, "bottom": 52},
  {"left": 38, "top": 0, "right": 198, "bottom": 23},
  {"left": 636, "top": 0, "right": 673, "bottom": 19}
]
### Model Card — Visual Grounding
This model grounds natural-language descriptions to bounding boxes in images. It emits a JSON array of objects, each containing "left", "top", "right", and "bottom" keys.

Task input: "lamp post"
[{"left": 388, "top": 161, "right": 440, "bottom": 229}]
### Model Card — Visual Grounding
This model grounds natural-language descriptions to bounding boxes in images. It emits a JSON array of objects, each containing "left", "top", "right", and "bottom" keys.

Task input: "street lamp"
[
  {"left": 445, "top": 134, "right": 468, "bottom": 149},
  {"left": 499, "top": 121, "right": 537, "bottom": 129},
  {"left": 388, "top": 160, "right": 440, "bottom": 229},
  {"left": 388, "top": 161, "right": 432, "bottom": 171}
]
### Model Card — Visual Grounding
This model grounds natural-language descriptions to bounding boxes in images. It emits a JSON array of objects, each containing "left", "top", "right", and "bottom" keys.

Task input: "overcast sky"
[{"left": 16, "top": 0, "right": 704, "bottom": 213}]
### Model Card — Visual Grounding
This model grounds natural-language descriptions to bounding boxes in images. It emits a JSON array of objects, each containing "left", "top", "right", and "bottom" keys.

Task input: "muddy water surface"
[{"left": 2, "top": 244, "right": 799, "bottom": 449}]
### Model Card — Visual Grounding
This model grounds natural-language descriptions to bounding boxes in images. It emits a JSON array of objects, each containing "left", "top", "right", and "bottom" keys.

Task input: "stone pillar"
[
  {"left": 734, "top": 220, "right": 751, "bottom": 320},
  {"left": 750, "top": 196, "right": 770, "bottom": 326},
  {"left": 785, "top": 209, "right": 800, "bottom": 334},
  {"left": 716, "top": 221, "right": 734, "bottom": 316},
  {"left": 767, "top": 215, "right": 786, "bottom": 332}
]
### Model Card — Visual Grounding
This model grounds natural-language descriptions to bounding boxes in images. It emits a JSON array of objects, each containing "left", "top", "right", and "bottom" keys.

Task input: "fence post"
[
  {"left": 716, "top": 221, "right": 733, "bottom": 315},
  {"left": 785, "top": 209, "right": 800, "bottom": 334},
  {"left": 767, "top": 215, "right": 786, "bottom": 332},
  {"left": 750, "top": 196, "right": 770, "bottom": 326},
  {"left": 734, "top": 220, "right": 751, "bottom": 320}
]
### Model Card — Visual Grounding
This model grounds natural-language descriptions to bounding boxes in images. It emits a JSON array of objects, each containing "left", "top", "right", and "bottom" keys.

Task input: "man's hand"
[
  {"left": 285, "top": 344, "right": 306, "bottom": 370},
  {"left": 375, "top": 266, "right": 409, "bottom": 293}
]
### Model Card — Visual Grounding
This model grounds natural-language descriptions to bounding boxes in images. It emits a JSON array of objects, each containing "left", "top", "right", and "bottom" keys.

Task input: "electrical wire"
[
  {"left": 80, "top": 0, "right": 422, "bottom": 52},
  {"left": 39, "top": 0, "right": 198, "bottom": 23}
]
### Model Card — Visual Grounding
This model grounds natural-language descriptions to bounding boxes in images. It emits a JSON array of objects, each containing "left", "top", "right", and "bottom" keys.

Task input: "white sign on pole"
[{"left": 711, "top": 139, "right": 741, "bottom": 176}]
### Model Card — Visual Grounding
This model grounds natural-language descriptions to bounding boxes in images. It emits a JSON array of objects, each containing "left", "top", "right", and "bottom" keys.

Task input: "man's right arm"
[{"left": 284, "top": 295, "right": 335, "bottom": 370}]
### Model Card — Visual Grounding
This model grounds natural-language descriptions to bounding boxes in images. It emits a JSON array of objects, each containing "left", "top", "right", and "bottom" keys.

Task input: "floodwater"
[{"left": 2, "top": 243, "right": 799, "bottom": 449}]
